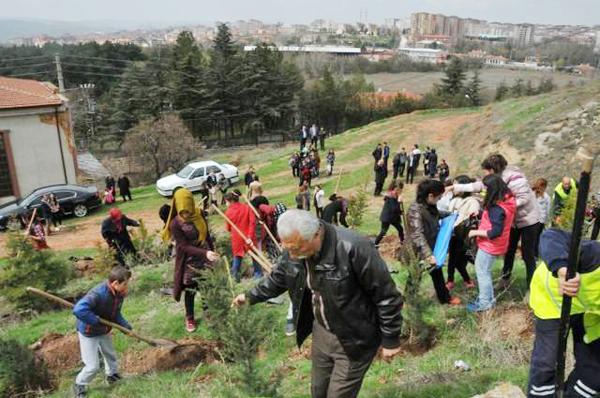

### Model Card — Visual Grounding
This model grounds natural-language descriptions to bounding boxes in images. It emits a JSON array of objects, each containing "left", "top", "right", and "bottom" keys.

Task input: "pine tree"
[
  {"left": 511, "top": 78, "right": 525, "bottom": 97},
  {"left": 439, "top": 57, "right": 466, "bottom": 97},
  {"left": 466, "top": 70, "right": 482, "bottom": 106},
  {"left": 495, "top": 81, "right": 510, "bottom": 101}
]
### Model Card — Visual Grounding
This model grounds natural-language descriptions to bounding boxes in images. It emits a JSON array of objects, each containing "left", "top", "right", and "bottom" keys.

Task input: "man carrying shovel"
[
  {"left": 232, "top": 209, "right": 404, "bottom": 398},
  {"left": 73, "top": 266, "right": 132, "bottom": 398}
]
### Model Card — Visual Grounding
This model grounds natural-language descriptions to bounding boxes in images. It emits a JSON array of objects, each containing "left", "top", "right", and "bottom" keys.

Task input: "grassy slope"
[{"left": 5, "top": 82, "right": 600, "bottom": 397}]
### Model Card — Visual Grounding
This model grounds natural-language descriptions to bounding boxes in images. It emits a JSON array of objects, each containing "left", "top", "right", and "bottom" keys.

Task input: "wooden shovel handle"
[{"left": 26, "top": 287, "right": 159, "bottom": 347}]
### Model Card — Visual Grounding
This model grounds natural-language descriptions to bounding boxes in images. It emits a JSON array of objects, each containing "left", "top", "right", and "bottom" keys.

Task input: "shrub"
[
  {"left": 0, "top": 233, "right": 73, "bottom": 311},
  {"left": 130, "top": 219, "right": 170, "bottom": 265},
  {"left": 347, "top": 180, "right": 369, "bottom": 229},
  {"left": 0, "top": 339, "right": 52, "bottom": 397},
  {"left": 197, "top": 262, "right": 281, "bottom": 397}
]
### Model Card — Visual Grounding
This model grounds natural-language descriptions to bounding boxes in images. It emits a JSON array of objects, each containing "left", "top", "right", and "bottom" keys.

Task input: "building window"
[{"left": 0, "top": 132, "right": 15, "bottom": 197}]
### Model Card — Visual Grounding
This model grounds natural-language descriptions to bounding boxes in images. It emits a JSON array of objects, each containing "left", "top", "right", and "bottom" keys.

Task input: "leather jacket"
[{"left": 247, "top": 222, "right": 403, "bottom": 361}]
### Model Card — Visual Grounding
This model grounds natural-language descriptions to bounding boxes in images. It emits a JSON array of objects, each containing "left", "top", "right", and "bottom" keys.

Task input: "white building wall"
[{"left": 0, "top": 106, "right": 77, "bottom": 199}]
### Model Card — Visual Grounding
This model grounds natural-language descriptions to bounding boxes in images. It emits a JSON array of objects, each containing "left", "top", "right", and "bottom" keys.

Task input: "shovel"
[{"left": 26, "top": 287, "right": 179, "bottom": 349}]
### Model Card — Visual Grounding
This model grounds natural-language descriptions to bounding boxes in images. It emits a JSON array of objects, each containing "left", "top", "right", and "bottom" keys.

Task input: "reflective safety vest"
[
  {"left": 529, "top": 262, "right": 600, "bottom": 343},
  {"left": 554, "top": 179, "right": 578, "bottom": 201}
]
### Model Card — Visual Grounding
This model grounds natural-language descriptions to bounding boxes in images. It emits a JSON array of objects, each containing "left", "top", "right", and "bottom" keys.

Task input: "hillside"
[{"left": 1, "top": 81, "right": 599, "bottom": 397}]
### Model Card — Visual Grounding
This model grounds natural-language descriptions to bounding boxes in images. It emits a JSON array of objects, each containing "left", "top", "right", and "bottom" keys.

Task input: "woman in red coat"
[
  {"left": 224, "top": 190, "right": 263, "bottom": 282},
  {"left": 161, "top": 188, "right": 218, "bottom": 332}
]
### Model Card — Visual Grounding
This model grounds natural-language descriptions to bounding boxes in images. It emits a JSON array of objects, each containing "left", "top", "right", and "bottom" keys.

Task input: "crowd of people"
[{"left": 67, "top": 133, "right": 600, "bottom": 398}]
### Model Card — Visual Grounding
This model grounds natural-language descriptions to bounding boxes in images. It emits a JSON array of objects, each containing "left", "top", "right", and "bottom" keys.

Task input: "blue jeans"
[
  {"left": 474, "top": 248, "right": 498, "bottom": 309},
  {"left": 231, "top": 255, "right": 263, "bottom": 282}
]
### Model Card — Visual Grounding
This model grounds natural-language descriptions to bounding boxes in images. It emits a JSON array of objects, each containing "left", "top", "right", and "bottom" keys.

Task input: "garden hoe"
[{"left": 26, "top": 287, "right": 180, "bottom": 350}]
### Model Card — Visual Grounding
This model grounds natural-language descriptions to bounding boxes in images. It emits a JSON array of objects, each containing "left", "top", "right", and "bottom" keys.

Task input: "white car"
[{"left": 156, "top": 160, "right": 240, "bottom": 197}]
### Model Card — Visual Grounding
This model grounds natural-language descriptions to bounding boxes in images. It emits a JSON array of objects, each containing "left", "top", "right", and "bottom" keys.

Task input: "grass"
[{"left": 7, "top": 85, "right": 596, "bottom": 396}]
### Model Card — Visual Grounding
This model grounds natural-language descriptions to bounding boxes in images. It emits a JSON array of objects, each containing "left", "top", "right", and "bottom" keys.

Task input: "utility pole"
[{"left": 54, "top": 54, "right": 65, "bottom": 94}]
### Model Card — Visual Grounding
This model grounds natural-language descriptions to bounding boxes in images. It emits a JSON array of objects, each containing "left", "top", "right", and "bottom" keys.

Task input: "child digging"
[{"left": 72, "top": 266, "right": 132, "bottom": 397}]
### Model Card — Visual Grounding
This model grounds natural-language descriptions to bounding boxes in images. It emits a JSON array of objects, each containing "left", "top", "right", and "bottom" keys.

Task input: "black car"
[{"left": 0, "top": 184, "right": 102, "bottom": 231}]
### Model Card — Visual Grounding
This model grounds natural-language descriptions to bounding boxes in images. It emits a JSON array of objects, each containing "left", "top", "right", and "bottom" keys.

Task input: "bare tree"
[{"left": 123, "top": 113, "right": 202, "bottom": 180}]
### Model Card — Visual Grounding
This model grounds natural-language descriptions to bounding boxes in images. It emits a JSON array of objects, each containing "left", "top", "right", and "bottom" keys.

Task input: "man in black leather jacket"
[{"left": 232, "top": 209, "right": 403, "bottom": 398}]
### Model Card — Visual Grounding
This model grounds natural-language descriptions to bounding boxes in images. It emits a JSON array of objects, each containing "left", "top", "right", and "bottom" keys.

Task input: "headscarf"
[
  {"left": 161, "top": 188, "right": 208, "bottom": 244},
  {"left": 109, "top": 208, "right": 123, "bottom": 233}
]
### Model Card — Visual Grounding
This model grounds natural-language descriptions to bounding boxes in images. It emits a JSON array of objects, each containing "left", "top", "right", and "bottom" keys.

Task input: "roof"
[{"left": 0, "top": 76, "right": 64, "bottom": 110}]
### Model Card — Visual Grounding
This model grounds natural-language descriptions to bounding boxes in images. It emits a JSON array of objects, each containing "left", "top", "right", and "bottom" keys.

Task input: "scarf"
[{"left": 161, "top": 188, "right": 208, "bottom": 244}]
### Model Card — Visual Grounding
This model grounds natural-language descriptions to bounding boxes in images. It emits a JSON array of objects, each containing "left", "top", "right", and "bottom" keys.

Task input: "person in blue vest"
[{"left": 527, "top": 228, "right": 600, "bottom": 398}]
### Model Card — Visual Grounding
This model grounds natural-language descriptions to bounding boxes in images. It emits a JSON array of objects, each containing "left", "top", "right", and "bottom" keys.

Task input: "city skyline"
[{"left": 1, "top": 0, "right": 599, "bottom": 27}]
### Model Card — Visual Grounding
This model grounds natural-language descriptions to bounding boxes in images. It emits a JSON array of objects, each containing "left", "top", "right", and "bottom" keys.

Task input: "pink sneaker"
[
  {"left": 185, "top": 317, "right": 197, "bottom": 333},
  {"left": 445, "top": 281, "right": 455, "bottom": 291},
  {"left": 464, "top": 280, "right": 476, "bottom": 289}
]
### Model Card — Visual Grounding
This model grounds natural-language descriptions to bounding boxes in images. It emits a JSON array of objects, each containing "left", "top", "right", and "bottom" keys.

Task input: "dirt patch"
[
  {"left": 478, "top": 304, "right": 534, "bottom": 342},
  {"left": 31, "top": 333, "right": 81, "bottom": 373},
  {"left": 377, "top": 235, "right": 402, "bottom": 261},
  {"left": 121, "top": 338, "right": 219, "bottom": 374},
  {"left": 73, "top": 258, "right": 96, "bottom": 277},
  {"left": 288, "top": 340, "right": 311, "bottom": 361}
]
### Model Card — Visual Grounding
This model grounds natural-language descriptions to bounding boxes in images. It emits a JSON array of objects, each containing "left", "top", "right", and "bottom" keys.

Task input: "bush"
[
  {"left": 197, "top": 262, "right": 281, "bottom": 397},
  {"left": 0, "top": 339, "right": 52, "bottom": 397},
  {"left": 130, "top": 219, "right": 170, "bottom": 265},
  {"left": 347, "top": 180, "right": 369, "bottom": 229},
  {"left": 0, "top": 233, "right": 73, "bottom": 311}
]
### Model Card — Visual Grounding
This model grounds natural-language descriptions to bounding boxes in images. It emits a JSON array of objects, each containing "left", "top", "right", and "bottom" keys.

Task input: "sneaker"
[
  {"left": 106, "top": 373, "right": 122, "bottom": 385},
  {"left": 445, "top": 281, "right": 455, "bottom": 290},
  {"left": 285, "top": 320, "right": 296, "bottom": 336},
  {"left": 448, "top": 296, "right": 462, "bottom": 306},
  {"left": 464, "top": 280, "right": 476, "bottom": 289},
  {"left": 73, "top": 384, "right": 87, "bottom": 398},
  {"left": 185, "top": 317, "right": 197, "bottom": 333}
]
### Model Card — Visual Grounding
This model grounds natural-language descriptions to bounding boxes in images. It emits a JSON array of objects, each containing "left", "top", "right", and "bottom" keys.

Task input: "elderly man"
[
  {"left": 232, "top": 210, "right": 403, "bottom": 398},
  {"left": 552, "top": 176, "right": 578, "bottom": 224}
]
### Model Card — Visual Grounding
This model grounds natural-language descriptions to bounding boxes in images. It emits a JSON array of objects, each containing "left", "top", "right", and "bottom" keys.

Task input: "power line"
[
  {"left": 2, "top": 70, "right": 52, "bottom": 78},
  {"left": 0, "top": 62, "right": 53, "bottom": 71},
  {"left": 64, "top": 70, "right": 125, "bottom": 78},
  {"left": 62, "top": 54, "right": 139, "bottom": 64},
  {"left": 61, "top": 62, "right": 129, "bottom": 71},
  {"left": 0, "top": 55, "right": 52, "bottom": 62}
]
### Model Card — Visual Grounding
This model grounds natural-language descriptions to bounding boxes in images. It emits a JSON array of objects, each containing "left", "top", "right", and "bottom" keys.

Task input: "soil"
[
  {"left": 477, "top": 304, "right": 534, "bottom": 343},
  {"left": 377, "top": 235, "right": 402, "bottom": 262},
  {"left": 73, "top": 258, "right": 97, "bottom": 277},
  {"left": 121, "top": 338, "right": 220, "bottom": 374},
  {"left": 30, "top": 333, "right": 220, "bottom": 376},
  {"left": 0, "top": 209, "right": 165, "bottom": 257},
  {"left": 31, "top": 333, "right": 81, "bottom": 374}
]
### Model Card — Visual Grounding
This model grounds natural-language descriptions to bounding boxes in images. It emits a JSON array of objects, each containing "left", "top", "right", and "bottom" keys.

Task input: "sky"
[{"left": 1, "top": 0, "right": 598, "bottom": 27}]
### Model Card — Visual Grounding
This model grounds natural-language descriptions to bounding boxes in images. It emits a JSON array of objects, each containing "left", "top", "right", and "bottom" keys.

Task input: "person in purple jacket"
[{"left": 72, "top": 266, "right": 132, "bottom": 398}]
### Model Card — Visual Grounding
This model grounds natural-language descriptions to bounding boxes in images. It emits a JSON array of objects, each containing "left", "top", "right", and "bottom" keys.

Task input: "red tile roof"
[{"left": 0, "top": 76, "right": 64, "bottom": 110}]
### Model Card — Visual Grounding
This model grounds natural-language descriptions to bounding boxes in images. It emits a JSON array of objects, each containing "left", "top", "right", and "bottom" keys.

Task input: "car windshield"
[{"left": 176, "top": 165, "right": 194, "bottom": 178}]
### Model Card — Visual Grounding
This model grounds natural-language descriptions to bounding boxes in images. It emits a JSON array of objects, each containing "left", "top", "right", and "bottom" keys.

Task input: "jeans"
[
  {"left": 75, "top": 333, "right": 119, "bottom": 385},
  {"left": 231, "top": 255, "right": 263, "bottom": 282},
  {"left": 474, "top": 248, "right": 498, "bottom": 309}
]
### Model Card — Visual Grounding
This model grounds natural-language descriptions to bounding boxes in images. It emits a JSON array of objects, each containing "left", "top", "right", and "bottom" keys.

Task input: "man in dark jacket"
[
  {"left": 232, "top": 210, "right": 403, "bottom": 398},
  {"left": 117, "top": 175, "right": 132, "bottom": 202},
  {"left": 101, "top": 208, "right": 139, "bottom": 267},
  {"left": 321, "top": 194, "right": 349, "bottom": 228},
  {"left": 382, "top": 142, "right": 390, "bottom": 169},
  {"left": 428, "top": 149, "right": 438, "bottom": 178},
  {"left": 372, "top": 143, "right": 382, "bottom": 170},
  {"left": 392, "top": 148, "right": 407, "bottom": 180},
  {"left": 374, "top": 159, "right": 388, "bottom": 196},
  {"left": 244, "top": 166, "right": 255, "bottom": 187}
]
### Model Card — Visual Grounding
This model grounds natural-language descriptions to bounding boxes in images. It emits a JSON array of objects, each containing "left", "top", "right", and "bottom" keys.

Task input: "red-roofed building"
[{"left": 0, "top": 77, "right": 78, "bottom": 204}]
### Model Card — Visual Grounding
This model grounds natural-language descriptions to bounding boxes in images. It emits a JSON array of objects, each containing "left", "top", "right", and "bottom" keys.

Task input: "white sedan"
[{"left": 156, "top": 160, "right": 240, "bottom": 197}]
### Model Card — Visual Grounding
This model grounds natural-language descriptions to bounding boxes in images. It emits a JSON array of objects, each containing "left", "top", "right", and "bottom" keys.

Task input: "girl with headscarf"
[{"left": 161, "top": 188, "right": 218, "bottom": 333}]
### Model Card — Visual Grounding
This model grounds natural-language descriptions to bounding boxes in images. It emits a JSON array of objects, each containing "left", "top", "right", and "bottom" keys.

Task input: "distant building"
[
  {"left": 595, "top": 31, "right": 600, "bottom": 53},
  {"left": 514, "top": 24, "right": 535, "bottom": 47},
  {"left": 0, "top": 77, "right": 78, "bottom": 204},
  {"left": 398, "top": 47, "right": 447, "bottom": 63},
  {"left": 243, "top": 45, "right": 362, "bottom": 55}
]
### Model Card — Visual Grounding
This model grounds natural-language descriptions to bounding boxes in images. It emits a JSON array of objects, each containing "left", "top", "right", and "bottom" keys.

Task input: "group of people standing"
[
  {"left": 299, "top": 124, "right": 328, "bottom": 151},
  {"left": 104, "top": 175, "right": 132, "bottom": 204}
]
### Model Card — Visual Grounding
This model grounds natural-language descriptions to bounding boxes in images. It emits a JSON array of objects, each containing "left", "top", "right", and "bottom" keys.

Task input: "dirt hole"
[{"left": 31, "top": 333, "right": 220, "bottom": 376}]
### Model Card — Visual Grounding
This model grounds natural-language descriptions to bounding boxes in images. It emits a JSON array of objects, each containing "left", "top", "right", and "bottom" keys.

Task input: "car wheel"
[{"left": 74, "top": 204, "right": 88, "bottom": 218}]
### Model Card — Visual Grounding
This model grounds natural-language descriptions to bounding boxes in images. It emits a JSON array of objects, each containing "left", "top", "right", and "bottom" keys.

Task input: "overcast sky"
[{"left": 1, "top": 0, "right": 598, "bottom": 26}]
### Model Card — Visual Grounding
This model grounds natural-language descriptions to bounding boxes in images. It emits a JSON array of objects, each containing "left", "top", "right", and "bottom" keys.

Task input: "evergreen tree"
[
  {"left": 465, "top": 70, "right": 482, "bottom": 106},
  {"left": 495, "top": 81, "right": 510, "bottom": 101},
  {"left": 439, "top": 57, "right": 466, "bottom": 97},
  {"left": 511, "top": 78, "right": 525, "bottom": 97}
]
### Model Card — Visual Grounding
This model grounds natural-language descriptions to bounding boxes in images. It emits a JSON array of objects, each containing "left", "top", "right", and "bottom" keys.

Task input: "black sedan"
[{"left": 0, "top": 184, "right": 102, "bottom": 231}]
